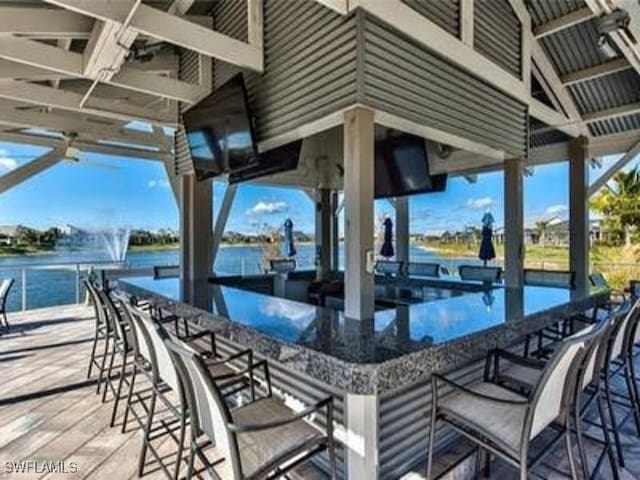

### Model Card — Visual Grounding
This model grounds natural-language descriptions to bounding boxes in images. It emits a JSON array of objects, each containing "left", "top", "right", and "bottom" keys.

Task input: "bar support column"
[
  {"left": 504, "top": 158, "right": 524, "bottom": 287},
  {"left": 179, "top": 174, "right": 213, "bottom": 282},
  {"left": 331, "top": 190, "right": 340, "bottom": 271},
  {"left": 395, "top": 196, "right": 410, "bottom": 270},
  {"left": 315, "top": 187, "right": 332, "bottom": 280},
  {"left": 569, "top": 136, "right": 589, "bottom": 294},
  {"left": 343, "top": 106, "right": 375, "bottom": 320}
]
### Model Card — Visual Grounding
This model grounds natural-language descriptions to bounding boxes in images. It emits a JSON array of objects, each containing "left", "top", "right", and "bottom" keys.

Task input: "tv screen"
[
  {"left": 374, "top": 134, "right": 446, "bottom": 198},
  {"left": 228, "top": 140, "right": 302, "bottom": 184},
  {"left": 183, "top": 74, "right": 258, "bottom": 181}
]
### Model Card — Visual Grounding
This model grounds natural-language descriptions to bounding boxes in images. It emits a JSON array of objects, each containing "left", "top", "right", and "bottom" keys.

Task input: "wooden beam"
[
  {"left": 211, "top": 184, "right": 238, "bottom": 264},
  {"left": 561, "top": 58, "right": 632, "bottom": 86},
  {"left": 533, "top": 7, "right": 595, "bottom": 39},
  {"left": 583, "top": 101, "right": 640, "bottom": 123},
  {"left": 0, "top": 7, "right": 93, "bottom": 38},
  {"left": 0, "top": 60, "right": 72, "bottom": 81},
  {"left": 588, "top": 139, "right": 640, "bottom": 196},
  {"left": 504, "top": 158, "right": 524, "bottom": 287},
  {"left": 529, "top": 99, "right": 581, "bottom": 137},
  {"left": 0, "top": 80, "right": 175, "bottom": 126},
  {"left": 460, "top": 0, "right": 474, "bottom": 46},
  {"left": 315, "top": 0, "right": 349, "bottom": 14},
  {"left": 43, "top": 0, "right": 263, "bottom": 72},
  {"left": 0, "top": 36, "right": 201, "bottom": 103},
  {"left": 0, "top": 106, "right": 171, "bottom": 149},
  {"left": 0, "top": 148, "right": 64, "bottom": 194},
  {"left": 569, "top": 136, "right": 589, "bottom": 294}
]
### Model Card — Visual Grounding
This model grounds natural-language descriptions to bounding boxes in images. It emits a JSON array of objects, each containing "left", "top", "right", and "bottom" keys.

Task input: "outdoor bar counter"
[{"left": 118, "top": 276, "right": 608, "bottom": 479}]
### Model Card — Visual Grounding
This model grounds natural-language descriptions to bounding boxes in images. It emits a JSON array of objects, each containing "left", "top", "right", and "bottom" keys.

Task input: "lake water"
[{"left": 0, "top": 244, "right": 480, "bottom": 312}]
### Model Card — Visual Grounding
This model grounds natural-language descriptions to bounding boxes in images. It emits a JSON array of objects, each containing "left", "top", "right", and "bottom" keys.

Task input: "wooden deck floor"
[{"left": 1, "top": 305, "right": 640, "bottom": 480}]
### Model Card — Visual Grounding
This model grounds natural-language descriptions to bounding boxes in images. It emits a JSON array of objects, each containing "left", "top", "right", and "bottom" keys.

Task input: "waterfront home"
[{"left": 1, "top": 1, "right": 640, "bottom": 479}]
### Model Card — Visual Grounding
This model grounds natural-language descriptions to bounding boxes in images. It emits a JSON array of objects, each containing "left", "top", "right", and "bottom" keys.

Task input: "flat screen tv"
[
  {"left": 374, "top": 134, "right": 447, "bottom": 198},
  {"left": 228, "top": 140, "right": 303, "bottom": 184},
  {"left": 183, "top": 74, "right": 258, "bottom": 181}
]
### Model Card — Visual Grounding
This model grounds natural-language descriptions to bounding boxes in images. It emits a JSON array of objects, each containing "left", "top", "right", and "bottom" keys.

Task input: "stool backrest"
[
  {"left": 524, "top": 269, "right": 575, "bottom": 289},
  {"left": 458, "top": 265, "right": 502, "bottom": 283},
  {"left": 407, "top": 262, "right": 440, "bottom": 278},
  {"left": 153, "top": 265, "right": 180, "bottom": 279},
  {"left": 126, "top": 303, "right": 180, "bottom": 392},
  {"left": 165, "top": 338, "right": 241, "bottom": 478}
]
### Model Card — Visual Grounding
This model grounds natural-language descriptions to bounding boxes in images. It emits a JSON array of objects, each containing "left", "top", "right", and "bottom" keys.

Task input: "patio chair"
[
  {"left": 0, "top": 277, "right": 14, "bottom": 328},
  {"left": 120, "top": 302, "right": 255, "bottom": 480},
  {"left": 427, "top": 322, "right": 592, "bottom": 480},
  {"left": 407, "top": 262, "right": 441, "bottom": 279},
  {"left": 458, "top": 264, "right": 502, "bottom": 283},
  {"left": 165, "top": 338, "right": 337, "bottom": 480},
  {"left": 486, "top": 311, "right": 621, "bottom": 479},
  {"left": 524, "top": 268, "right": 575, "bottom": 289},
  {"left": 153, "top": 265, "right": 180, "bottom": 279}
]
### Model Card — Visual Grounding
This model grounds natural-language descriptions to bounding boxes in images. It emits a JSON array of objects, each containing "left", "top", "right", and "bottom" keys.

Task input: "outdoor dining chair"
[
  {"left": 165, "top": 337, "right": 337, "bottom": 480},
  {"left": 427, "top": 322, "right": 592, "bottom": 480},
  {"left": 0, "top": 277, "right": 14, "bottom": 329}
]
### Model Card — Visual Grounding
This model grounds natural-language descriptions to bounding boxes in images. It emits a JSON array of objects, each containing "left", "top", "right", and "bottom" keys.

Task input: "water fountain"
[{"left": 98, "top": 226, "right": 131, "bottom": 262}]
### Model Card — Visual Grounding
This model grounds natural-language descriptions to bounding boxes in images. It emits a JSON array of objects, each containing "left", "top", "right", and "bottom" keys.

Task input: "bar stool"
[
  {"left": 427, "top": 323, "right": 595, "bottom": 480},
  {"left": 165, "top": 337, "right": 337, "bottom": 479}
]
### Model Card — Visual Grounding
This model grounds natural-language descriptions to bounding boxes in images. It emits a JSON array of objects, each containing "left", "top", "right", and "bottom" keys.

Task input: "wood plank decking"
[{"left": 1, "top": 305, "right": 640, "bottom": 479}]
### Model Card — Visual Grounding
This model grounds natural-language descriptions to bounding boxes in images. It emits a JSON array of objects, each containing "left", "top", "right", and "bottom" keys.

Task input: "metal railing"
[{"left": 0, "top": 260, "right": 126, "bottom": 312}]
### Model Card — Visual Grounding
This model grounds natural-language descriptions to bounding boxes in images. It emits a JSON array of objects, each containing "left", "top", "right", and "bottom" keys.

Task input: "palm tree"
[
  {"left": 534, "top": 216, "right": 558, "bottom": 249},
  {"left": 591, "top": 166, "right": 640, "bottom": 247}
]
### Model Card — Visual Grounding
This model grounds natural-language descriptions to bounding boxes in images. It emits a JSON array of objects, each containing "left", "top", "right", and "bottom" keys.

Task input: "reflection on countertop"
[{"left": 119, "top": 276, "right": 605, "bottom": 365}]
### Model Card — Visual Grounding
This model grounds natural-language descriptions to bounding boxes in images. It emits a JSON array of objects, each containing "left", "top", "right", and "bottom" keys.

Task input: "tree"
[
  {"left": 591, "top": 166, "right": 640, "bottom": 247},
  {"left": 534, "top": 217, "right": 556, "bottom": 248}
]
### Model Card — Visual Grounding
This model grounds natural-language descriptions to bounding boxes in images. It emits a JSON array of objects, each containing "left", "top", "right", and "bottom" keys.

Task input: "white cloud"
[
  {"left": 466, "top": 196, "right": 495, "bottom": 210},
  {"left": 148, "top": 179, "right": 170, "bottom": 189},
  {"left": 0, "top": 149, "right": 18, "bottom": 171},
  {"left": 545, "top": 204, "right": 568, "bottom": 216},
  {"left": 246, "top": 201, "right": 288, "bottom": 215}
]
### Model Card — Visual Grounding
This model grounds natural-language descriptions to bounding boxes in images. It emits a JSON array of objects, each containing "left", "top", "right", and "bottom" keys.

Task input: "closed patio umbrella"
[
  {"left": 284, "top": 218, "right": 296, "bottom": 257},
  {"left": 380, "top": 217, "right": 394, "bottom": 258},
  {"left": 478, "top": 210, "right": 496, "bottom": 266}
]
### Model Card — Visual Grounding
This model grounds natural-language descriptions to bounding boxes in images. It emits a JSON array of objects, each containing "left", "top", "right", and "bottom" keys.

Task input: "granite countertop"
[{"left": 118, "top": 276, "right": 608, "bottom": 395}]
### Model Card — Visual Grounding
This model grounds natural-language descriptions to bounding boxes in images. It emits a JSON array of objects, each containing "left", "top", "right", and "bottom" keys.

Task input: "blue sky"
[{"left": 0, "top": 139, "right": 631, "bottom": 234}]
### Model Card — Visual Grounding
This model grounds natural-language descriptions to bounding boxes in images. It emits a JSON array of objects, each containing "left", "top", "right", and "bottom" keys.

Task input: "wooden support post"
[
  {"left": 504, "top": 158, "right": 524, "bottom": 287},
  {"left": 343, "top": 107, "right": 375, "bottom": 320},
  {"left": 569, "top": 136, "right": 589, "bottom": 294},
  {"left": 395, "top": 196, "right": 410, "bottom": 272},
  {"left": 179, "top": 174, "right": 212, "bottom": 282},
  {"left": 316, "top": 187, "right": 332, "bottom": 280}
]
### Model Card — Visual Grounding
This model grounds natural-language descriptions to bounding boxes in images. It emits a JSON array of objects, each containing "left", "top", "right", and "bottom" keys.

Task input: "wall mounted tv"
[
  {"left": 183, "top": 74, "right": 258, "bottom": 181},
  {"left": 374, "top": 133, "right": 447, "bottom": 199},
  {"left": 228, "top": 140, "right": 302, "bottom": 184}
]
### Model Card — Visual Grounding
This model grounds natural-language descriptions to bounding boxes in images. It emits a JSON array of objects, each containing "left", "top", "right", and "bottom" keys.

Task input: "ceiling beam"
[
  {"left": 0, "top": 106, "right": 172, "bottom": 149},
  {"left": 530, "top": 99, "right": 581, "bottom": 137},
  {"left": 560, "top": 58, "right": 632, "bottom": 86},
  {"left": 0, "top": 60, "right": 71, "bottom": 81},
  {"left": 43, "top": 0, "right": 263, "bottom": 72},
  {"left": 315, "top": 0, "right": 348, "bottom": 14},
  {"left": 0, "top": 148, "right": 64, "bottom": 195},
  {"left": 0, "top": 37, "right": 203, "bottom": 103},
  {"left": 582, "top": 101, "right": 640, "bottom": 123},
  {"left": 508, "top": 0, "right": 590, "bottom": 138},
  {"left": 0, "top": 130, "right": 169, "bottom": 163},
  {"left": 588, "top": 139, "right": 640, "bottom": 196},
  {"left": 0, "top": 80, "right": 175, "bottom": 126},
  {"left": 0, "top": 7, "right": 93, "bottom": 39},
  {"left": 533, "top": 7, "right": 595, "bottom": 39}
]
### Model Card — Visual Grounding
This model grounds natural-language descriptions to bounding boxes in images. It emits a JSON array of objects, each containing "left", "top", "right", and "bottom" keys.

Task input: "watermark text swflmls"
[{"left": 4, "top": 460, "right": 78, "bottom": 474}]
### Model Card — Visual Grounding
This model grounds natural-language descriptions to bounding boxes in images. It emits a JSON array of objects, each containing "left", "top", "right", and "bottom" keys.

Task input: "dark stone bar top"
[{"left": 118, "top": 276, "right": 608, "bottom": 395}]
